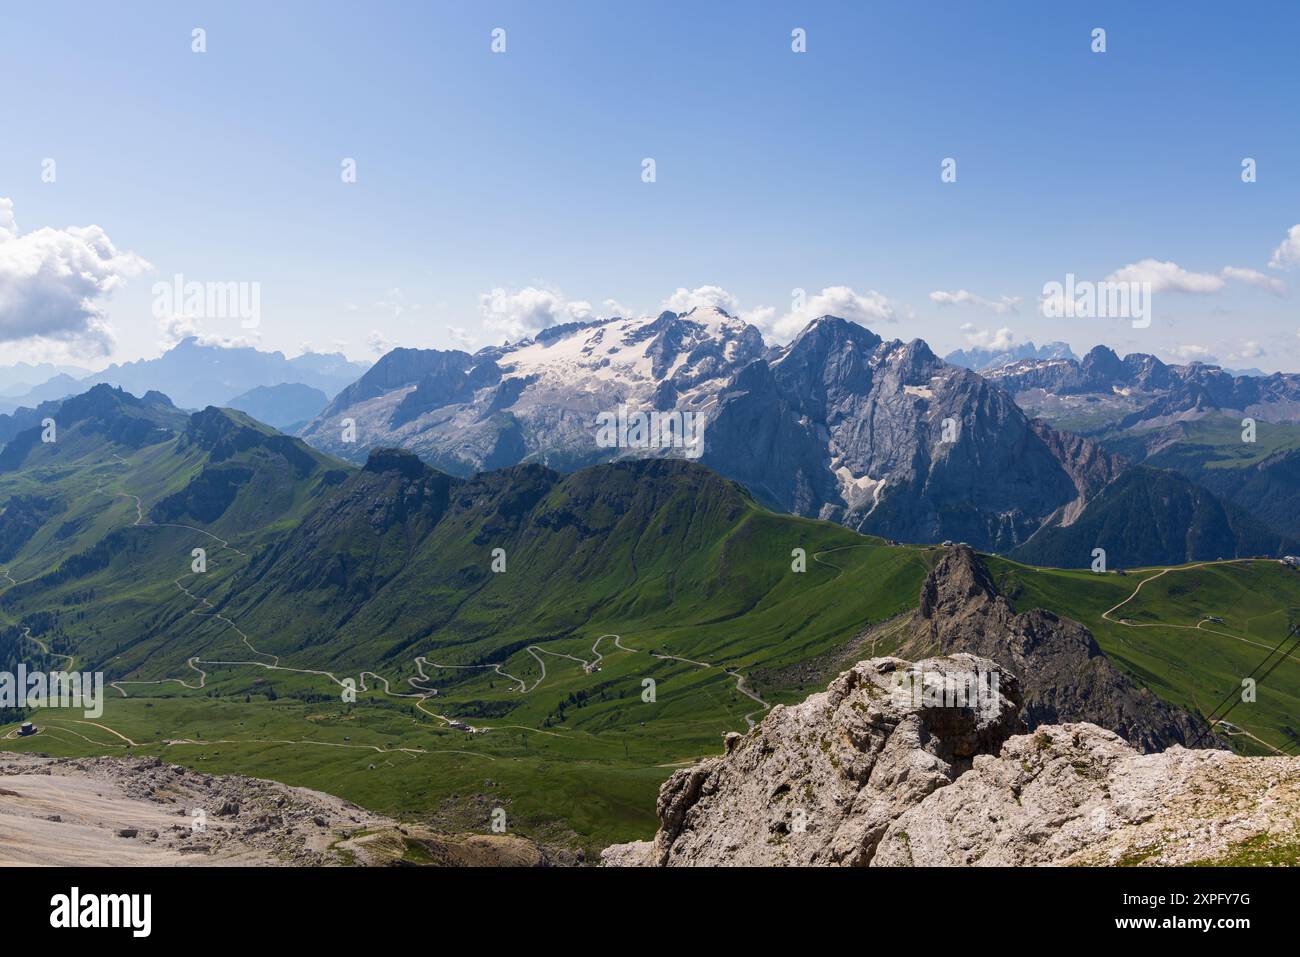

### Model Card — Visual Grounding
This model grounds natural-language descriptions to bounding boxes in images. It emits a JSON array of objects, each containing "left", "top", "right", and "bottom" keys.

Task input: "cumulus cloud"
[
  {"left": 753, "top": 285, "right": 897, "bottom": 342},
  {"left": 1269, "top": 225, "right": 1300, "bottom": 270},
  {"left": 661, "top": 285, "right": 742, "bottom": 316},
  {"left": 1167, "top": 344, "right": 1217, "bottom": 363},
  {"left": 0, "top": 197, "right": 150, "bottom": 356},
  {"left": 1102, "top": 259, "right": 1287, "bottom": 297},
  {"left": 1228, "top": 340, "right": 1265, "bottom": 362},
  {"left": 929, "top": 289, "right": 1021, "bottom": 314},
  {"left": 478, "top": 285, "right": 608, "bottom": 342},
  {"left": 959, "top": 323, "right": 1016, "bottom": 351},
  {"left": 1106, "top": 259, "right": 1226, "bottom": 295},
  {"left": 1220, "top": 266, "right": 1287, "bottom": 296},
  {"left": 366, "top": 330, "right": 391, "bottom": 356},
  {"left": 158, "top": 313, "right": 199, "bottom": 347}
]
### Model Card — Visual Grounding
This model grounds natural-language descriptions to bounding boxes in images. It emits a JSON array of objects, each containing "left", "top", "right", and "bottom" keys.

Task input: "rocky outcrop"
[
  {"left": 898, "top": 545, "right": 1213, "bottom": 752},
  {"left": 603, "top": 656, "right": 1299, "bottom": 867},
  {"left": 602, "top": 653, "right": 1025, "bottom": 867},
  {"left": 874, "top": 723, "right": 1300, "bottom": 866}
]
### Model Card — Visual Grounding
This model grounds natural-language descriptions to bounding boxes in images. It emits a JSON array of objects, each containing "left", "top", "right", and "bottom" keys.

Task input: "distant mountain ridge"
[
  {"left": 986, "top": 344, "right": 1300, "bottom": 432},
  {"left": 943, "top": 339, "right": 1076, "bottom": 371},
  {"left": 1011, "top": 466, "right": 1295, "bottom": 567},
  {"left": 0, "top": 338, "right": 370, "bottom": 414}
]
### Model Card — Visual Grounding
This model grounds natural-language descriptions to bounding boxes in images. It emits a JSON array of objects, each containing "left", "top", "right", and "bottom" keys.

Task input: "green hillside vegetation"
[
  {"left": 0, "top": 402, "right": 930, "bottom": 851},
  {"left": 987, "top": 556, "right": 1300, "bottom": 757},
  {"left": 1101, "top": 416, "right": 1300, "bottom": 539},
  {"left": 1011, "top": 466, "right": 1293, "bottom": 568}
]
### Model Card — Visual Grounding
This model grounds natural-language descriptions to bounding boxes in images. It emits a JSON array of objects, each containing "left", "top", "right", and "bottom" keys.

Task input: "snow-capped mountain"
[
  {"left": 300, "top": 307, "right": 1119, "bottom": 549},
  {"left": 303, "top": 307, "right": 765, "bottom": 473}
]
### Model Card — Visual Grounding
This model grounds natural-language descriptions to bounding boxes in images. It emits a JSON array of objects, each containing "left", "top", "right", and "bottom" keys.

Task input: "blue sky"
[{"left": 2, "top": 0, "right": 1298, "bottom": 371}]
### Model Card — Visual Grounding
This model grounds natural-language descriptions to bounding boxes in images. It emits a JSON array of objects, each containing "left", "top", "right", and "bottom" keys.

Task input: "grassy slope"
[
  {"left": 987, "top": 556, "right": 1300, "bottom": 756},
  {"left": 0, "top": 428, "right": 932, "bottom": 853}
]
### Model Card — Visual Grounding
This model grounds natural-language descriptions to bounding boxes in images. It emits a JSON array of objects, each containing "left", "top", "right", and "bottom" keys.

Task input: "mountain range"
[
  {"left": 300, "top": 308, "right": 1130, "bottom": 552},
  {"left": 9, "top": 311, "right": 1298, "bottom": 567},
  {"left": 986, "top": 345, "right": 1300, "bottom": 434},
  {"left": 943, "top": 339, "right": 1077, "bottom": 371},
  {"left": 0, "top": 338, "right": 369, "bottom": 415}
]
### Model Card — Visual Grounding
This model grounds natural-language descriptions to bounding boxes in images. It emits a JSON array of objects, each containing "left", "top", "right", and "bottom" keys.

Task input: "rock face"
[
  {"left": 873, "top": 723, "right": 1300, "bottom": 866},
  {"left": 898, "top": 545, "right": 1213, "bottom": 753},
  {"left": 985, "top": 345, "right": 1300, "bottom": 430},
  {"left": 603, "top": 653, "right": 1025, "bottom": 867},
  {"left": 602, "top": 658, "right": 1300, "bottom": 868},
  {"left": 300, "top": 310, "right": 1119, "bottom": 550},
  {"left": 1010, "top": 467, "right": 1293, "bottom": 568}
]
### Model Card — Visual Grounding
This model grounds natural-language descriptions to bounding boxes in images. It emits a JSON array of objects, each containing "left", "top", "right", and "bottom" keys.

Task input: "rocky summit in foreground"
[{"left": 602, "top": 653, "right": 1300, "bottom": 867}]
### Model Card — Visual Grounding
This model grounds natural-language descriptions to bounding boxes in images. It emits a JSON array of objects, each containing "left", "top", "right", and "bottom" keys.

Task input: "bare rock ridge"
[
  {"left": 872, "top": 723, "right": 1299, "bottom": 866},
  {"left": 602, "top": 654, "right": 1300, "bottom": 867},
  {"left": 897, "top": 545, "right": 1212, "bottom": 753}
]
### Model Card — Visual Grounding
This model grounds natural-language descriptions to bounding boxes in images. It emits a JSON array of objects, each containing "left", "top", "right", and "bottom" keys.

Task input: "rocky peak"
[
  {"left": 1081, "top": 344, "right": 1124, "bottom": 381},
  {"left": 916, "top": 545, "right": 1000, "bottom": 619},
  {"left": 602, "top": 653, "right": 1024, "bottom": 867},
  {"left": 362, "top": 447, "right": 433, "bottom": 480},
  {"left": 901, "top": 546, "right": 1215, "bottom": 752}
]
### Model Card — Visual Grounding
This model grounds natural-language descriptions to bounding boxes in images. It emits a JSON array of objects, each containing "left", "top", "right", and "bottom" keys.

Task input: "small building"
[
  {"left": 1282, "top": 556, "right": 1300, "bottom": 567},
  {"left": 448, "top": 720, "right": 472, "bottom": 732},
  {"left": 18, "top": 722, "right": 35, "bottom": 737}
]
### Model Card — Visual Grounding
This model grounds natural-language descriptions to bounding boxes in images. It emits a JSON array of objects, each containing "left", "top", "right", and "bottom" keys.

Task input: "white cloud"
[
  {"left": 1167, "top": 344, "right": 1217, "bottom": 363},
  {"left": 447, "top": 326, "right": 474, "bottom": 349},
  {"left": 158, "top": 313, "right": 199, "bottom": 347},
  {"left": 0, "top": 196, "right": 150, "bottom": 356},
  {"left": 1228, "top": 340, "right": 1265, "bottom": 362},
  {"left": 191, "top": 333, "right": 259, "bottom": 350},
  {"left": 929, "top": 289, "right": 1021, "bottom": 314},
  {"left": 1106, "top": 259, "right": 1225, "bottom": 294},
  {"left": 661, "top": 285, "right": 741, "bottom": 316},
  {"left": 1102, "top": 258, "right": 1288, "bottom": 297},
  {"left": 1269, "top": 225, "right": 1300, "bottom": 270},
  {"left": 1220, "top": 266, "right": 1287, "bottom": 296},
  {"left": 661, "top": 285, "right": 779, "bottom": 333},
  {"left": 366, "top": 330, "right": 391, "bottom": 356},
  {"left": 755, "top": 285, "right": 897, "bottom": 342},
  {"left": 478, "top": 285, "right": 605, "bottom": 342},
  {"left": 959, "top": 323, "right": 1016, "bottom": 351}
]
